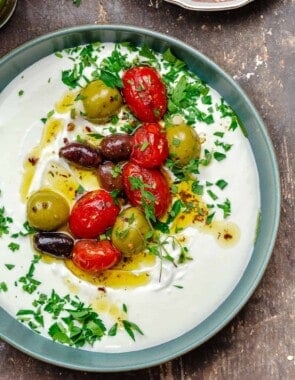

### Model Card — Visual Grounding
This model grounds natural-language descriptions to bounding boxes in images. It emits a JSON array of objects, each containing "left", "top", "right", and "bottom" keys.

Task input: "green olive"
[
  {"left": 27, "top": 189, "right": 70, "bottom": 231},
  {"left": 111, "top": 207, "right": 151, "bottom": 256},
  {"left": 79, "top": 80, "right": 122, "bottom": 123},
  {"left": 166, "top": 123, "right": 201, "bottom": 167}
]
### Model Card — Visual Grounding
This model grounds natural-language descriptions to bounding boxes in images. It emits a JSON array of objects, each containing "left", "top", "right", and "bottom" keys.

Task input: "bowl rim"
[
  {"left": 0, "top": 24, "right": 281, "bottom": 372},
  {"left": 164, "top": 0, "right": 254, "bottom": 12}
]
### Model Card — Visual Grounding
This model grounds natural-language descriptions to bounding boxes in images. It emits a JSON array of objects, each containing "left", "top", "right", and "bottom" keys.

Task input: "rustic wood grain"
[{"left": 0, "top": 0, "right": 294, "bottom": 378}]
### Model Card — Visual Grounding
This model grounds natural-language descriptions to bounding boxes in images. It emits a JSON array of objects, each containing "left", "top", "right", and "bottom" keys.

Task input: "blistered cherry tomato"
[
  {"left": 73, "top": 239, "right": 121, "bottom": 272},
  {"left": 69, "top": 190, "right": 119, "bottom": 239},
  {"left": 131, "top": 123, "right": 169, "bottom": 168},
  {"left": 122, "top": 162, "right": 170, "bottom": 218},
  {"left": 122, "top": 66, "right": 167, "bottom": 122}
]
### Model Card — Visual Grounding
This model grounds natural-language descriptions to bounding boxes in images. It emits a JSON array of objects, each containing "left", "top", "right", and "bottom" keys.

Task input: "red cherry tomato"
[
  {"left": 69, "top": 190, "right": 119, "bottom": 239},
  {"left": 131, "top": 123, "right": 169, "bottom": 168},
  {"left": 122, "top": 162, "right": 170, "bottom": 218},
  {"left": 73, "top": 239, "right": 121, "bottom": 272},
  {"left": 122, "top": 66, "right": 167, "bottom": 122}
]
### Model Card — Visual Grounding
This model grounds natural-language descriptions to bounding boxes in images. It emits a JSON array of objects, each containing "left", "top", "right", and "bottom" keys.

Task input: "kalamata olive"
[
  {"left": 100, "top": 134, "right": 131, "bottom": 162},
  {"left": 59, "top": 142, "right": 102, "bottom": 168},
  {"left": 27, "top": 189, "right": 70, "bottom": 231},
  {"left": 111, "top": 207, "right": 151, "bottom": 256},
  {"left": 166, "top": 123, "right": 201, "bottom": 167},
  {"left": 97, "top": 162, "right": 123, "bottom": 192},
  {"left": 33, "top": 232, "right": 74, "bottom": 258},
  {"left": 79, "top": 80, "right": 123, "bottom": 123}
]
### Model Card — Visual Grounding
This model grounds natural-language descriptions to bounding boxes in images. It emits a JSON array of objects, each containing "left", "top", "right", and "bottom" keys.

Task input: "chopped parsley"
[
  {"left": 218, "top": 99, "right": 248, "bottom": 137},
  {"left": 0, "top": 206, "right": 13, "bottom": 237},
  {"left": 4, "top": 264, "right": 15, "bottom": 270},
  {"left": 129, "top": 176, "right": 156, "bottom": 222},
  {"left": 17, "top": 255, "right": 41, "bottom": 294},
  {"left": 17, "top": 291, "right": 143, "bottom": 345},
  {"left": 0, "top": 282, "right": 8, "bottom": 292},
  {"left": 215, "top": 179, "right": 228, "bottom": 190},
  {"left": 8, "top": 242, "right": 20, "bottom": 252},
  {"left": 139, "top": 44, "right": 157, "bottom": 61},
  {"left": 11, "top": 221, "right": 36, "bottom": 238},
  {"left": 217, "top": 199, "right": 231, "bottom": 218},
  {"left": 191, "top": 181, "right": 204, "bottom": 196},
  {"left": 206, "top": 212, "right": 216, "bottom": 225},
  {"left": 213, "top": 151, "right": 227, "bottom": 161}
]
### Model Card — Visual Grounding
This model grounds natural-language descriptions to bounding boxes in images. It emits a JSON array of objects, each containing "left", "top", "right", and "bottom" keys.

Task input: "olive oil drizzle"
[
  {"left": 20, "top": 118, "right": 65, "bottom": 202},
  {"left": 171, "top": 180, "right": 240, "bottom": 247}
]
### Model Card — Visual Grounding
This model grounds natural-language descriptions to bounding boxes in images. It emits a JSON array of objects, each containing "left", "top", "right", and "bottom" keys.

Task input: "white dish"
[{"left": 164, "top": 0, "right": 254, "bottom": 11}]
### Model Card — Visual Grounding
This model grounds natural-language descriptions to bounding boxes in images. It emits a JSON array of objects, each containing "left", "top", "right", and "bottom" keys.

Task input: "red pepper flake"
[
  {"left": 98, "top": 287, "right": 106, "bottom": 293},
  {"left": 84, "top": 126, "right": 92, "bottom": 132},
  {"left": 67, "top": 122, "right": 75, "bottom": 131},
  {"left": 28, "top": 156, "right": 39, "bottom": 166},
  {"left": 223, "top": 232, "right": 233, "bottom": 240}
]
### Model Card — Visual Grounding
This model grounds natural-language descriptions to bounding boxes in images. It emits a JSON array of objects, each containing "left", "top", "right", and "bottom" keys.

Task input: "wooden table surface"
[{"left": 0, "top": 0, "right": 294, "bottom": 379}]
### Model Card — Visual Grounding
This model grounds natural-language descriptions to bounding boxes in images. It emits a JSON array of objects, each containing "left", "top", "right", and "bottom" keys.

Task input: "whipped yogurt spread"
[{"left": 0, "top": 42, "right": 260, "bottom": 352}]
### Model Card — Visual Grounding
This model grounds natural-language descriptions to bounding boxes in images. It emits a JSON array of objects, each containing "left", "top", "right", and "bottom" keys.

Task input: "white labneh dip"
[{"left": 0, "top": 42, "right": 260, "bottom": 352}]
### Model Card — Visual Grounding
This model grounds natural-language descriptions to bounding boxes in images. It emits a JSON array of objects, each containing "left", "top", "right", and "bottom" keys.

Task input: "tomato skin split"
[
  {"left": 122, "top": 162, "right": 171, "bottom": 218},
  {"left": 122, "top": 66, "right": 167, "bottom": 123},
  {"left": 73, "top": 239, "right": 121, "bottom": 272},
  {"left": 69, "top": 190, "right": 120, "bottom": 239},
  {"left": 131, "top": 123, "right": 169, "bottom": 168}
]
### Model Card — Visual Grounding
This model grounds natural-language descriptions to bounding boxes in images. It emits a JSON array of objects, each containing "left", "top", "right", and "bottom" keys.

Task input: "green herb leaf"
[
  {"left": 191, "top": 181, "right": 204, "bottom": 196},
  {"left": 108, "top": 323, "right": 118, "bottom": 337},
  {"left": 5, "top": 264, "right": 15, "bottom": 270},
  {"left": 0, "top": 206, "right": 13, "bottom": 237},
  {"left": 139, "top": 44, "right": 156, "bottom": 61},
  {"left": 122, "top": 320, "right": 144, "bottom": 341},
  {"left": 99, "top": 70, "right": 123, "bottom": 88},
  {"left": 206, "top": 212, "right": 215, "bottom": 225},
  {"left": 8, "top": 242, "right": 20, "bottom": 252},
  {"left": 217, "top": 198, "right": 231, "bottom": 218},
  {"left": 178, "top": 246, "right": 192, "bottom": 264},
  {"left": 201, "top": 95, "right": 212, "bottom": 105},
  {"left": 0, "top": 282, "right": 8, "bottom": 292},
  {"left": 207, "top": 189, "right": 218, "bottom": 201},
  {"left": 62, "top": 64, "right": 83, "bottom": 88},
  {"left": 11, "top": 221, "right": 36, "bottom": 238},
  {"left": 18, "top": 255, "right": 41, "bottom": 294},
  {"left": 213, "top": 152, "right": 226, "bottom": 161},
  {"left": 215, "top": 179, "right": 228, "bottom": 190}
]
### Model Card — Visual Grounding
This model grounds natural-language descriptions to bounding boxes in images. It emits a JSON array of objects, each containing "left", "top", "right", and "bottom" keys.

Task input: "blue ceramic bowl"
[{"left": 0, "top": 25, "right": 280, "bottom": 372}]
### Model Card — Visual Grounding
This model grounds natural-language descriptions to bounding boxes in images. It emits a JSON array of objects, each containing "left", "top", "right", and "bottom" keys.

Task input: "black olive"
[
  {"left": 100, "top": 134, "right": 132, "bottom": 161},
  {"left": 97, "top": 162, "right": 123, "bottom": 192},
  {"left": 59, "top": 142, "right": 102, "bottom": 168},
  {"left": 33, "top": 232, "right": 74, "bottom": 259}
]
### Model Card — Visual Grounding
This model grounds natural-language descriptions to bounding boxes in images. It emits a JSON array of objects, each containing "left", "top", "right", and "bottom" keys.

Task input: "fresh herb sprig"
[{"left": 108, "top": 304, "right": 144, "bottom": 341}]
